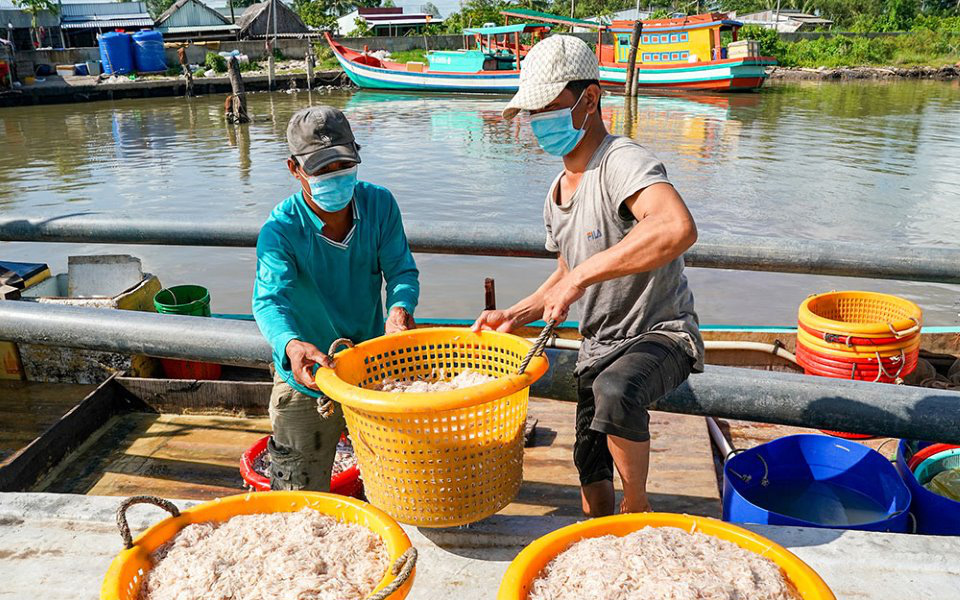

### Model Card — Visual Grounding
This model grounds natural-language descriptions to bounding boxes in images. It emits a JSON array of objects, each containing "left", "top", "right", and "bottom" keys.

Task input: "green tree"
[
  {"left": 145, "top": 0, "right": 177, "bottom": 20},
  {"left": 422, "top": 1, "right": 441, "bottom": 16},
  {"left": 230, "top": 0, "right": 260, "bottom": 9},
  {"left": 12, "top": 0, "right": 58, "bottom": 47},
  {"left": 382, "top": 0, "right": 395, "bottom": 6},
  {"left": 294, "top": 0, "right": 339, "bottom": 29}
]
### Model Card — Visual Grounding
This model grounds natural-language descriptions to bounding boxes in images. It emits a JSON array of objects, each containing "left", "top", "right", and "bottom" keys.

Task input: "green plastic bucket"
[{"left": 153, "top": 285, "right": 211, "bottom": 317}]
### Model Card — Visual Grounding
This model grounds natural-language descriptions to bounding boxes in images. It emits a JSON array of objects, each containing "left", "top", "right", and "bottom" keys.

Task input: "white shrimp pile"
[
  {"left": 138, "top": 509, "right": 388, "bottom": 600},
  {"left": 528, "top": 526, "right": 801, "bottom": 600},
  {"left": 375, "top": 369, "right": 496, "bottom": 393}
]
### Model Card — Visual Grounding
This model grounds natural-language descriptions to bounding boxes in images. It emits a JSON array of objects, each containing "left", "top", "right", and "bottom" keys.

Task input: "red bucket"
[
  {"left": 239, "top": 434, "right": 363, "bottom": 498},
  {"left": 796, "top": 344, "right": 918, "bottom": 382}
]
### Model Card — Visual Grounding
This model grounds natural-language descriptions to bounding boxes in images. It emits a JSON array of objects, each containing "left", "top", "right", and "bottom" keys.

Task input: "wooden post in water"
[
  {"left": 226, "top": 56, "right": 249, "bottom": 124},
  {"left": 484, "top": 278, "right": 496, "bottom": 311},
  {"left": 624, "top": 20, "right": 642, "bottom": 97},
  {"left": 178, "top": 46, "right": 193, "bottom": 98},
  {"left": 305, "top": 40, "right": 315, "bottom": 90}
]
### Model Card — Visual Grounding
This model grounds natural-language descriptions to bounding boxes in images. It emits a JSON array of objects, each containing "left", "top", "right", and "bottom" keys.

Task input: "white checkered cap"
[{"left": 503, "top": 35, "right": 600, "bottom": 120}]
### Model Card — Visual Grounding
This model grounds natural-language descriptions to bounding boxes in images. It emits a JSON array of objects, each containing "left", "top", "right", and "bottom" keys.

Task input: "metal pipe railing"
[
  {"left": 2, "top": 214, "right": 959, "bottom": 283},
  {"left": 2, "top": 301, "right": 959, "bottom": 443}
]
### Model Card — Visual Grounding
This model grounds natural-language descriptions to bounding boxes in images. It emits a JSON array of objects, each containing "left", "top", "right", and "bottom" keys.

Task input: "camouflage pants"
[{"left": 267, "top": 371, "right": 346, "bottom": 492}]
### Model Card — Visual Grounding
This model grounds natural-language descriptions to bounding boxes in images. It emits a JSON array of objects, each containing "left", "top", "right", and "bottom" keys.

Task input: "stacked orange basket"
[{"left": 796, "top": 291, "right": 922, "bottom": 439}]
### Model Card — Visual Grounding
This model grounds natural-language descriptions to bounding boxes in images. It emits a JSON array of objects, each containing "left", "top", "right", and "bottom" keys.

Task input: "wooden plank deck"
[
  {"left": 0, "top": 381, "right": 97, "bottom": 464},
  {"left": 33, "top": 397, "right": 721, "bottom": 518}
]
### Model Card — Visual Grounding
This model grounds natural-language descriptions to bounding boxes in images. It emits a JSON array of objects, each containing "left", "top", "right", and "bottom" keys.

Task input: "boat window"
[
  {"left": 642, "top": 53, "right": 650, "bottom": 61},
  {"left": 680, "top": 33, "right": 689, "bottom": 42},
  {"left": 642, "top": 35, "right": 649, "bottom": 43},
  {"left": 671, "top": 52, "right": 679, "bottom": 60},
  {"left": 681, "top": 51, "right": 689, "bottom": 60},
  {"left": 670, "top": 34, "right": 679, "bottom": 43}
]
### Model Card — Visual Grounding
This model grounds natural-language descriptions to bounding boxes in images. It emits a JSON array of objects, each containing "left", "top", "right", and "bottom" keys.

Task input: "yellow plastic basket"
[
  {"left": 799, "top": 291, "right": 922, "bottom": 337},
  {"left": 497, "top": 512, "right": 835, "bottom": 600},
  {"left": 101, "top": 492, "right": 415, "bottom": 600},
  {"left": 314, "top": 327, "right": 549, "bottom": 528}
]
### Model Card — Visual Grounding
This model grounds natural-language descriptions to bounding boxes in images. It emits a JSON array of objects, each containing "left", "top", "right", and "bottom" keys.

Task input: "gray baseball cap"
[{"left": 286, "top": 106, "right": 361, "bottom": 173}]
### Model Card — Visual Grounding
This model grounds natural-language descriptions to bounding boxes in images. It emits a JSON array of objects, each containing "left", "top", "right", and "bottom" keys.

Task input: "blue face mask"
[
  {"left": 529, "top": 92, "right": 587, "bottom": 156},
  {"left": 304, "top": 165, "right": 358, "bottom": 212}
]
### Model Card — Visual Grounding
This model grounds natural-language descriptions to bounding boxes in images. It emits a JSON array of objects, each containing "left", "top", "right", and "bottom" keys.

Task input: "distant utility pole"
[{"left": 570, "top": 0, "right": 576, "bottom": 19}]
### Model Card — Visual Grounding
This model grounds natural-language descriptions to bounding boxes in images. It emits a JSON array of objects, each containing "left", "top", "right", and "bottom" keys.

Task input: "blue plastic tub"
[
  {"left": 896, "top": 439, "right": 960, "bottom": 535},
  {"left": 98, "top": 32, "right": 134, "bottom": 75},
  {"left": 724, "top": 434, "right": 911, "bottom": 532},
  {"left": 132, "top": 30, "right": 166, "bottom": 73}
]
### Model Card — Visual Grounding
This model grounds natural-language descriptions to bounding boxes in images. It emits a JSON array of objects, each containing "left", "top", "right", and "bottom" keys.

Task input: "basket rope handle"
[
  {"left": 888, "top": 318, "right": 920, "bottom": 339},
  {"left": 116, "top": 495, "right": 181, "bottom": 549},
  {"left": 317, "top": 338, "right": 355, "bottom": 419},
  {"left": 365, "top": 547, "right": 417, "bottom": 600},
  {"left": 517, "top": 321, "right": 556, "bottom": 375}
]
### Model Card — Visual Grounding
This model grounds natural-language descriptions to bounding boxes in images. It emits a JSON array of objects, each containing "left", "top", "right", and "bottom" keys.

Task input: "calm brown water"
[{"left": 1, "top": 80, "right": 959, "bottom": 325}]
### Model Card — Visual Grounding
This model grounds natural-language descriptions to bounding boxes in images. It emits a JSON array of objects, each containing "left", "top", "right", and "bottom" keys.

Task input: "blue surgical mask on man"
[
  {"left": 304, "top": 165, "right": 358, "bottom": 212},
  {"left": 529, "top": 91, "right": 587, "bottom": 156}
]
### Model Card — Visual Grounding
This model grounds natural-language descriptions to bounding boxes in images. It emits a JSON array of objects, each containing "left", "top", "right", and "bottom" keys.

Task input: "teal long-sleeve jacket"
[{"left": 252, "top": 182, "right": 420, "bottom": 397}]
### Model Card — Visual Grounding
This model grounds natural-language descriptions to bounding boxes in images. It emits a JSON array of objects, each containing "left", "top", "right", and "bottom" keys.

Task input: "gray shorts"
[
  {"left": 267, "top": 371, "right": 346, "bottom": 491},
  {"left": 574, "top": 334, "right": 693, "bottom": 486}
]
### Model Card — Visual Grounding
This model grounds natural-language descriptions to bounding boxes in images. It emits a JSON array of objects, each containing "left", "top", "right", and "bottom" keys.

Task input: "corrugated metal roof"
[
  {"left": 160, "top": 23, "right": 238, "bottom": 33},
  {"left": 62, "top": 17, "right": 154, "bottom": 29},
  {"left": 60, "top": 2, "right": 150, "bottom": 17},
  {"left": 0, "top": 8, "right": 60, "bottom": 28}
]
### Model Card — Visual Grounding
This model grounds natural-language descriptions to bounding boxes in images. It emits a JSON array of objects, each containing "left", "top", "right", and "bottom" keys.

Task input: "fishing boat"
[
  {"left": 324, "top": 24, "right": 550, "bottom": 93},
  {"left": 327, "top": 11, "right": 775, "bottom": 94}
]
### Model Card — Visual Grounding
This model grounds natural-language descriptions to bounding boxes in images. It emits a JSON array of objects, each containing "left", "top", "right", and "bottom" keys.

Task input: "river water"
[{"left": 1, "top": 80, "right": 959, "bottom": 325}]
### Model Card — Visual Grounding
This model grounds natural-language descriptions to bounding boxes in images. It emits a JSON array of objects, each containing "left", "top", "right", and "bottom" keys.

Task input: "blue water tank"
[
  {"left": 98, "top": 32, "right": 134, "bottom": 75},
  {"left": 132, "top": 30, "right": 167, "bottom": 73}
]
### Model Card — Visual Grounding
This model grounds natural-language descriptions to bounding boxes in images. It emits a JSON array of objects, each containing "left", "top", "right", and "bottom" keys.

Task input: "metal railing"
[
  {"left": 1, "top": 213, "right": 959, "bottom": 282},
  {"left": 2, "top": 301, "right": 959, "bottom": 443}
]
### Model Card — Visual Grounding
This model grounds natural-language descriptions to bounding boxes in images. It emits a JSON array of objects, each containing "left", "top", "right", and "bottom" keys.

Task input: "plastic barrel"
[
  {"left": 98, "top": 32, "right": 134, "bottom": 75},
  {"left": 896, "top": 440, "right": 960, "bottom": 535},
  {"left": 723, "top": 434, "right": 911, "bottom": 532},
  {"left": 154, "top": 285, "right": 211, "bottom": 317},
  {"left": 132, "top": 30, "right": 167, "bottom": 73}
]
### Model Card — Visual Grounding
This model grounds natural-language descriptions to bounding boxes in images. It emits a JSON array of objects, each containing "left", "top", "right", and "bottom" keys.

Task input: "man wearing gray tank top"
[{"left": 473, "top": 35, "right": 704, "bottom": 517}]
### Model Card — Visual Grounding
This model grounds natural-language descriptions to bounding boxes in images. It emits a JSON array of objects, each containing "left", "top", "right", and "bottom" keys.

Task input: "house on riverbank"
[
  {"left": 236, "top": 0, "right": 309, "bottom": 39},
  {"left": 59, "top": 2, "right": 155, "bottom": 47},
  {"left": 156, "top": 0, "right": 238, "bottom": 42},
  {"left": 0, "top": 3, "right": 61, "bottom": 50},
  {"left": 336, "top": 7, "right": 442, "bottom": 37},
  {"left": 737, "top": 10, "right": 833, "bottom": 33}
]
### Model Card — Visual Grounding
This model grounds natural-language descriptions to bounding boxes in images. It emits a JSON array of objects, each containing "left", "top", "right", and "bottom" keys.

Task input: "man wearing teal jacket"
[{"left": 253, "top": 106, "right": 420, "bottom": 491}]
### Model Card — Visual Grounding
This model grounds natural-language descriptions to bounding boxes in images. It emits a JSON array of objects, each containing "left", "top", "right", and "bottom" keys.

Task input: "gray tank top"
[{"left": 543, "top": 135, "right": 704, "bottom": 374}]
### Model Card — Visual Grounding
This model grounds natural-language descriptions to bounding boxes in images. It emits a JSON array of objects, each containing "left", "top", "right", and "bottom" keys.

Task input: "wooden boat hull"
[
  {"left": 328, "top": 34, "right": 520, "bottom": 93},
  {"left": 599, "top": 58, "right": 773, "bottom": 91}
]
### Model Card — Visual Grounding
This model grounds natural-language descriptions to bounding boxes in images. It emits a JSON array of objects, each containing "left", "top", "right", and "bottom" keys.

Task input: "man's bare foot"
[{"left": 620, "top": 495, "right": 653, "bottom": 514}]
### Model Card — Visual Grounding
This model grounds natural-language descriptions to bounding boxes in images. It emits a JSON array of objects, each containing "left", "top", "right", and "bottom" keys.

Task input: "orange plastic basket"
[
  {"left": 314, "top": 328, "right": 549, "bottom": 528},
  {"left": 101, "top": 492, "right": 415, "bottom": 600},
  {"left": 497, "top": 513, "right": 835, "bottom": 600},
  {"left": 799, "top": 291, "right": 922, "bottom": 337}
]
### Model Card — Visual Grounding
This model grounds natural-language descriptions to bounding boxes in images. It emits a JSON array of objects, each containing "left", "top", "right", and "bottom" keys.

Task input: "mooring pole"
[
  {"left": 624, "top": 19, "right": 642, "bottom": 97},
  {"left": 226, "top": 56, "right": 249, "bottom": 124},
  {"left": 484, "top": 278, "right": 496, "bottom": 310},
  {"left": 305, "top": 39, "right": 315, "bottom": 90}
]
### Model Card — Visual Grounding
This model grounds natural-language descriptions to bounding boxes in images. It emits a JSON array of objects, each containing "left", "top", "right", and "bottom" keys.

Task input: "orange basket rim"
[
  {"left": 496, "top": 512, "right": 835, "bottom": 600},
  {"left": 315, "top": 327, "right": 548, "bottom": 414},
  {"left": 101, "top": 492, "right": 413, "bottom": 600},
  {"left": 799, "top": 291, "right": 922, "bottom": 336}
]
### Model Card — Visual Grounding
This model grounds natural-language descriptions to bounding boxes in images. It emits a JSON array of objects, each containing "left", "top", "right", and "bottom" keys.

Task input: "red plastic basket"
[
  {"left": 907, "top": 443, "right": 960, "bottom": 472},
  {"left": 796, "top": 344, "right": 918, "bottom": 382},
  {"left": 797, "top": 321, "right": 919, "bottom": 347},
  {"left": 240, "top": 434, "right": 363, "bottom": 498}
]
